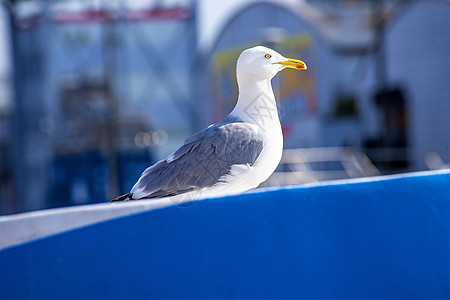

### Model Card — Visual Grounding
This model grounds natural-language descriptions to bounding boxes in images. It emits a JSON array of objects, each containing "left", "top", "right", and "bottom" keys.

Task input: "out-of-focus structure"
[
  {"left": 2, "top": 0, "right": 197, "bottom": 213},
  {"left": 1, "top": 0, "right": 450, "bottom": 215}
]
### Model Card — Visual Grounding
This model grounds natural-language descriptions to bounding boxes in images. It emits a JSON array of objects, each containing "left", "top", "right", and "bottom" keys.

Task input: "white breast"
[{"left": 249, "top": 119, "right": 283, "bottom": 185}]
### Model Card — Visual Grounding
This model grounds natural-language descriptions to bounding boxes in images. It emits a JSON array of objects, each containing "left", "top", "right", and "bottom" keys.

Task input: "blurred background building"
[{"left": 1, "top": 0, "right": 449, "bottom": 215}]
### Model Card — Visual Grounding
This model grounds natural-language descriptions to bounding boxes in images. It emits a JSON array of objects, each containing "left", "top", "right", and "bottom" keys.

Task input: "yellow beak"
[{"left": 274, "top": 58, "right": 307, "bottom": 70}]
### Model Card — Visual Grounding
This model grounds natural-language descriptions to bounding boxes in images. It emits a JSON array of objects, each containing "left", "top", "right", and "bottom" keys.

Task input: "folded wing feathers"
[{"left": 131, "top": 121, "right": 263, "bottom": 199}]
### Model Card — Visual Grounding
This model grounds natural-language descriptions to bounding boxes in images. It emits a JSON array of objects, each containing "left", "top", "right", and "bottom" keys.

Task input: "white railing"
[{"left": 262, "top": 147, "right": 380, "bottom": 187}]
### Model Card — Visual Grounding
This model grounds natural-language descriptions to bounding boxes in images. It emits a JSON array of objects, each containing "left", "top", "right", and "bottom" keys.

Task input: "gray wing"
[{"left": 130, "top": 119, "right": 263, "bottom": 199}]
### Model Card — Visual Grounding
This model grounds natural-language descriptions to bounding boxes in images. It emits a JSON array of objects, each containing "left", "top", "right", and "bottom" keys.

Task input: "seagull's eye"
[{"left": 264, "top": 54, "right": 272, "bottom": 59}]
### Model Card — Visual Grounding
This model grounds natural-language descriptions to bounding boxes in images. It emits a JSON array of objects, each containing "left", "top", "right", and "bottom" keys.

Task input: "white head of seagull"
[
  {"left": 232, "top": 46, "right": 306, "bottom": 124},
  {"left": 112, "top": 46, "right": 306, "bottom": 202},
  {"left": 236, "top": 46, "right": 306, "bottom": 82}
]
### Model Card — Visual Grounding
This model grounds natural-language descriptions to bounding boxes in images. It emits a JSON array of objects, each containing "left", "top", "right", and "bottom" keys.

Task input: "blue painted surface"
[{"left": 1, "top": 172, "right": 450, "bottom": 299}]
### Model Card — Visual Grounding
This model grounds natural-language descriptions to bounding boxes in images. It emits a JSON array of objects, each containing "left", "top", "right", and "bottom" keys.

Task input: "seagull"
[{"left": 112, "top": 46, "right": 306, "bottom": 202}]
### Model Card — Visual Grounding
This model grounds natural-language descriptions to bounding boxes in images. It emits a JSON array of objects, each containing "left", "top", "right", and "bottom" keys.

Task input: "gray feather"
[{"left": 131, "top": 116, "right": 263, "bottom": 199}]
